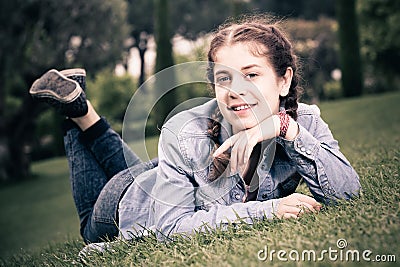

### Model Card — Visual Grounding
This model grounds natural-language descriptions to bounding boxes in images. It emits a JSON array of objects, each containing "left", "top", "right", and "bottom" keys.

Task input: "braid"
[
  {"left": 281, "top": 67, "right": 301, "bottom": 120},
  {"left": 207, "top": 107, "right": 230, "bottom": 181},
  {"left": 265, "top": 24, "right": 301, "bottom": 120}
]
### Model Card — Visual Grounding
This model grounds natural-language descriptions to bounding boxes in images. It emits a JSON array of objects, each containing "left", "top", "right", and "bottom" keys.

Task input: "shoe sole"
[
  {"left": 60, "top": 68, "right": 86, "bottom": 91},
  {"left": 29, "top": 69, "right": 82, "bottom": 103},
  {"left": 60, "top": 68, "right": 86, "bottom": 77}
]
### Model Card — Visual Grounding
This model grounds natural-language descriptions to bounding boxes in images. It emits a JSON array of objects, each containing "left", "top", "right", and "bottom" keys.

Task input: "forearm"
[
  {"left": 272, "top": 115, "right": 299, "bottom": 141},
  {"left": 279, "top": 125, "right": 361, "bottom": 203},
  {"left": 154, "top": 197, "right": 280, "bottom": 238}
]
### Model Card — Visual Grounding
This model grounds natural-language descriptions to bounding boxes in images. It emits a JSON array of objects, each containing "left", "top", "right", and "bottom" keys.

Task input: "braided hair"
[{"left": 206, "top": 107, "right": 230, "bottom": 181}]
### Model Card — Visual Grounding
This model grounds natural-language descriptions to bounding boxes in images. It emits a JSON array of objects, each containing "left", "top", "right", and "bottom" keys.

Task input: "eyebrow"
[
  {"left": 215, "top": 70, "right": 230, "bottom": 76},
  {"left": 241, "top": 64, "right": 262, "bottom": 71},
  {"left": 214, "top": 64, "right": 262, "bottom": 76}
]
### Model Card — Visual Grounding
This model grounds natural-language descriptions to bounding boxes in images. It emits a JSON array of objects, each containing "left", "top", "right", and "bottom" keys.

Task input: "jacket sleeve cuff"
[
  {"left": 256, "top": 199, "right": 281, "bottom": 219},
  {"left": 278, "top": 124, "right": 320, "bottom": 161}
]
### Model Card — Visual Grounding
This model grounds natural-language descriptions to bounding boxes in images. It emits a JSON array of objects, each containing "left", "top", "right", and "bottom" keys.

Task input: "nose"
[{"left": 228, "top": 77, "right": 249, "bottom": 98}]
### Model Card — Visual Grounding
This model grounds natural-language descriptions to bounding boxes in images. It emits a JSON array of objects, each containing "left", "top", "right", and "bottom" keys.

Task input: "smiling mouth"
[{"left": 229, "top": 104, "right": 256, "bottom": 111}]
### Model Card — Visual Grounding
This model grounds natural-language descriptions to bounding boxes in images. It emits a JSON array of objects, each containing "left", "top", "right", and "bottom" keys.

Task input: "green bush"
[
  {"left": 87, "top": 70, "right": 138, "bottom": 134},
  {"left": 283, "top": 17, "right": 339, "bottom": 102},
  {"left": 323, "top": 80, "right": 343, "bottom": 100}
]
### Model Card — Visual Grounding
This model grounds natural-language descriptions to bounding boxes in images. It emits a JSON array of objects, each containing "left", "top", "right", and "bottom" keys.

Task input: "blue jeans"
[{"left": 63, "top": 118, "right": 156, "bottom": 243}]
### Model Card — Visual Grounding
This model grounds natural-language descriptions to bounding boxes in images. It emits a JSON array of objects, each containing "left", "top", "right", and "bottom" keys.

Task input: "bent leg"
[
  {"left": 78, "top": 117, "right": 142, "bottom": 179},
  {"left": 64, "top": 125, "right": 108, "bottom": 240},
  {"left": 31, "top": 69, "right": 144, "bottom": 242},
  {"left": 63, "top": 118, "right": 142, "bottom": 243}
]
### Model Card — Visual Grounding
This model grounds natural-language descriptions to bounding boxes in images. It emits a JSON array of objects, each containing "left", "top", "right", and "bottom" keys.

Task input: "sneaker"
[
  {"left": 29, "top": 69, "right": 88, "bottom": 118},
  {"left": 60, "top": 68, "right": 86, "bottom": 91}
]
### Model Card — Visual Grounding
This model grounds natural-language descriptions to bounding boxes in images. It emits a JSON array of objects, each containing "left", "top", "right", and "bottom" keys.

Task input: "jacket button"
[
  {"left": 297, "top": 141, "right": 303, "bottom": 148},
  {"left": 262, "top": 193, "right": 268, "bottom": 199},
  {"left": 235, "top": 193, "right": 241, "bottom": 200},
  {"left": 300, "top": 147, "right": 306, "bottom": 152},
  {"left": 306, "top": 149, "right": 312, "bottom": 155}
]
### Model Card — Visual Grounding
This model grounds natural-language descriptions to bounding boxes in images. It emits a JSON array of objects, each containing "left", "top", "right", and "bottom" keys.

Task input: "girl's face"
[{"left": 213, "top": 43, "right": 292, "bottom": 133}]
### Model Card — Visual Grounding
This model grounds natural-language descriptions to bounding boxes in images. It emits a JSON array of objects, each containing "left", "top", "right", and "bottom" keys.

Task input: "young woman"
[{"left": 30, "top": 17, "right": 361, "bottom": 244}]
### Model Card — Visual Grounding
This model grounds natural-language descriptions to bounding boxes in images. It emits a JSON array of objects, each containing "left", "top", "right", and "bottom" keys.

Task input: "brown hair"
[{"left": 206, "top": 15, "right": 301, "bottom": 181}]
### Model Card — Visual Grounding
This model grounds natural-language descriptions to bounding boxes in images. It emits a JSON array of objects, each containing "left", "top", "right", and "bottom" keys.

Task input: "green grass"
[
  {"left": 0, "top": 136, "right": 160, "bottom": 260},
  {"left": 0, "top": 158, "right": 80, "bottom": 258},
  {"left": 0, "top": 92, "right": 399, "bottom": 266}
]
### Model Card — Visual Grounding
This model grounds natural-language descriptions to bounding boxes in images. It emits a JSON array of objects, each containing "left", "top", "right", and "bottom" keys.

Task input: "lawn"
[{"left": 0, "top": 92, "right": 399, "bottom": 266}]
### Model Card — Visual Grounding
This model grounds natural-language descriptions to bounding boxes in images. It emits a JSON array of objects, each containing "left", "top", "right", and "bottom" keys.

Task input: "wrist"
[
  {"left": 285, "top": 118, "right": 299, "bottom": 140},
  {"left": 273, "top": 115, "right": 281, "bottom": 137},
  {"left": 277, "top": 111, "right": 299, "bottom": 140},
  {"left": 277, "top": 111, "right": 290, "bottom": 138}
]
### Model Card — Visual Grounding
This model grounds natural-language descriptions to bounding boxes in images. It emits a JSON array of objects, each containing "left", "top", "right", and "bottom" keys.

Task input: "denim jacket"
[{"left": 118, "top": 99, "right": 361, "bottom": 239}]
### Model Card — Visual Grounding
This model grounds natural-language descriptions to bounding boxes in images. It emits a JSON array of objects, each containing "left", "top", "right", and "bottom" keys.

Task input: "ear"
[{"left": 279, "top": 67, "right": 293, "bottom": 97}]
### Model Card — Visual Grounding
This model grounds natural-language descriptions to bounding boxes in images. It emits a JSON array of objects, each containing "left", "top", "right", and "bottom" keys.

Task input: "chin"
[{"left": 232, "top": 120, "right": 258, "bottom": 132}]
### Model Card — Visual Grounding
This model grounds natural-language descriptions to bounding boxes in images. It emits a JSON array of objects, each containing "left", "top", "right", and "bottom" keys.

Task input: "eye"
[
  {"left": 216, "top": 75, "right": 231, "bottom": 85},
  {"left": 244, "top": 73, "right": 258, "bottom": 80}
]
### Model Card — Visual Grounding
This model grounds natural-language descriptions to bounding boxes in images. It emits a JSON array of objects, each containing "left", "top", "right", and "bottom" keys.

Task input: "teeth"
[{"left": 232, "top": 105, "right": 250, "bottom": 111}]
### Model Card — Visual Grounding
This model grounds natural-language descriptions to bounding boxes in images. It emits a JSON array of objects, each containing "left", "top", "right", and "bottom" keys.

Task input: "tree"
[
  {"left": 154, "top": 0, "right": 174, "bottom": 73},
  {"left": 358, "top": 0, "right": 400, "bottom": 92},
  {"left": 126, "top": 0, "right": 154, "bottom": 86},
  {"left": 88, "top": 71, "right": 137, "bottom": 134},
  {"left": 249, "top": 0, "right": 335, "bottom": 20},
  {"left": 124, "top": 0, "right": 234, "bottom": 85},
  {"left": 336, "top": 0, "right": 363, "bottom": 97},
  {"left": 0, "top": 0, "right": 129, "bottom": 182},
  {"left": 150, "top": 0, "right": 178, "bottom": 129},
  {"left": 283, "top": 18, "right": 339, "bottom": 101},
  {"left": 171, "top": 0, "right": 232, "bottom": 40}
]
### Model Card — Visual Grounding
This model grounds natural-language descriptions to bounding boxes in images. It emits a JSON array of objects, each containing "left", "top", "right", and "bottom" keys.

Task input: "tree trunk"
[
  {"left": 0, "top": 95, "right": 39, "bottom": 182},
  {"left": 0, "top": 102, "right": 32, "bottom": 183},
  {"left": 153, "top": 0, "right": 177, "bottom": 128},
  {"left": 0, "top": 126, "right": 11, "bottom": 182},
  {"left": 0, "top": 65, "right": 41, "bottom": 182},
  {"left": 336, "top": 0, "right": 363, "bottom": 97},
  {"left": 138, "top": 37, "right": 148, "bottom": 86},
  {"left": 0, "top": 64, "right": 7, "bottom": 181}
]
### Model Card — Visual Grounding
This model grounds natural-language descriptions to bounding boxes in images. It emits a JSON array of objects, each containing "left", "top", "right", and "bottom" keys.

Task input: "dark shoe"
[
  {"left": 29, "top": 69, "right": 88, "bottom": 118},
  {"left": 60, "top": 68, "right": 86, "bottom": 91}
]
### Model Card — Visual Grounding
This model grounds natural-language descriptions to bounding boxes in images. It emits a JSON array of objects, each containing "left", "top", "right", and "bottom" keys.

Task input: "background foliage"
[
  {"left": 358, "top": 0, "right": 400, "bottom": 92},
  {"left": 0, "top": 0, "right": 398, "bottom": 183},
  {"left": 0, "top": 0, "right": 130, "bottom": 181}
]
